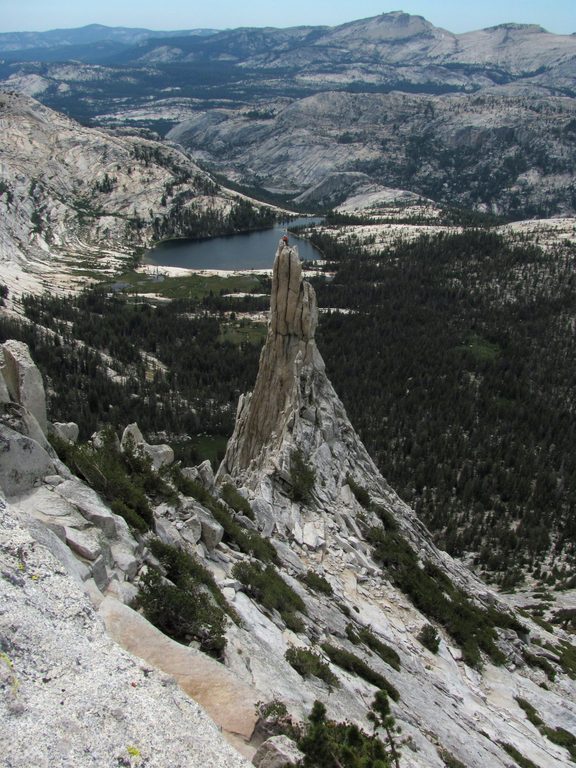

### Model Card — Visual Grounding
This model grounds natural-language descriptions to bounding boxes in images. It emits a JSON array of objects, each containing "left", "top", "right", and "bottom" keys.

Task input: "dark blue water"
[{"left": 145, "top": 218, "right": 321, "bottom": 270}]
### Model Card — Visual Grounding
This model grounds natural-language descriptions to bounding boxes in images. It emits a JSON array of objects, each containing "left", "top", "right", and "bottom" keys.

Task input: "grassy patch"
[
  {"left": 109, "top": 270, "right": 263, "bottom": 300},
  {"left": 172, "top": 434, "right": 228, "bottom": 467},
  {"left": 457, "top": 333, "right": 501, "bottom": 364},
  {"left": 219, "top": 320, "right": 267, "bottom": 345}
]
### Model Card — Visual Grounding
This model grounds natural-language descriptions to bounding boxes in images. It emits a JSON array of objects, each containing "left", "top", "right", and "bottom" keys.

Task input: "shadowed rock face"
[{"left": 219, "top": 241, "right": 323, "bottom": 476}]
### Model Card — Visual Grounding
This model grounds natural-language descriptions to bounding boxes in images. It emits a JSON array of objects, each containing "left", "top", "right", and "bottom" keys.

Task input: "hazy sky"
[{"left": 1, "top": 1, "right": 575, "bottom": 36}]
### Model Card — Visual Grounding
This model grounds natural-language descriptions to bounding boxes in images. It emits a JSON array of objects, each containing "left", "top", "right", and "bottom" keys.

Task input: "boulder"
[
  {"left": 180, "top": 514, "right": 202, "bottom": 545},
  {"left": 182, "top": 459, "right": 215, "bottom": 490},
  {"left": 196, "top": 508, "right": 224, "bottom": 550},
  {"left": 64, "top": 526, "right": 101, "bottom": 561},
  {"left": 154, "top": 517, "right": 182, "bottom": 548},
  {"left": 121, "top": 422, "right": 174, "bottom": 471},
  {"left": 252, "top": 736, "right": 304, "bottom": 768},
  {"left": 251, "top": 497, "right": 276, "bottom": 537},
  {"left": 302, "top": 521, "right": 325, "bottom": 550},
  {"left": 1, "top": 340, "right": 47, "bottom": 432},
  {"left": 0, "top": 423, "right": 56, "bottom": 496},
  {"left": 54, "top": 478, "right": 119, "bottom": 537},
  {"left": 27, "top": 518, "right": 91, "bottom": 583},
  {"left": 51, "top": 421, "right": 80, "bottom": 444}
]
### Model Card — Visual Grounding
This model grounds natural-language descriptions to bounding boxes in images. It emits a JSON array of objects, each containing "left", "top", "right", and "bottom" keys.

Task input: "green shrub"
[
  {"left": 289, "top": 449, "right": 315, "bottom": 503},
  {"left": 515, "top": 696, "right": 576, "bottom": 760},
  {"left": 283, "top": 611, "right": 306, "bottom": 634},
  {"left": 169, "top": 467, "right": 277, "bottom": 562},
  {"left": 557, "top": 641, "right": 576, "bottom": 678},
  {"left": 522, "top": 650, "right": 556, "bottom": 681},
  {"left": 301, "top": 570, "right": 334, "bottom": 596},
  {"left": 346, "top": 624, "right": 401, "bottom": 671},
  {"left": 437, "top": 747, "right": 466, "bottom": 768},
  {"left": 61, "top": 428, "right": 155, "bottom": 531},
  {"left": 321, "top": 642, "right": 400, "bottom": 701},
  {"left": 147, "top": 538, "right": 238, "bottom": 621},
  {"left": 372, "top": 505, "right": 399, "bottom": 531},
  {"left": 110, "top": 499, "right": 149, "bottom": 533},
  {"left": 298, "top": 700, "right": 394, "bottom": 768},
  {"left": 221, "top": 483, "right": 254, "bottom": 519},
  {"left": 418, "top": 624, "right": 440, "bottom": 654},
  {"left": 169, "top": 464, "right": 211, "bottom": 503},
  {"left": 347, "top": 475, "right": 371, "bottom": 508},
  {"left": 212, "top": 501, "right": 277, "bottom": 561},
  {"left": 232, "top": 561, "right": 306, "bottom": 628},
  {"left": 285, "top": 648, "right": 339, "bottom": 688},
  {"left": 499, "top": 741, "right": 539, "bottom": 768},
  {"left": 136, "top": 568, "right": 226, "bottom": 657},
  {"left": 543, "top": 726, "right": 576, "bottom": 761},
  {"left": 551, "top": 608, "right": 576, "bottom": 631},
  {"left": 367, "top": 525, "right": 525, "bottom": 669}
]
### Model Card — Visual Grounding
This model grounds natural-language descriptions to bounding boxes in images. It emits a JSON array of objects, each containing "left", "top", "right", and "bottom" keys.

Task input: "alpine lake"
[{"left": 145, "top": 218, "right": 322, "bottom": 271}]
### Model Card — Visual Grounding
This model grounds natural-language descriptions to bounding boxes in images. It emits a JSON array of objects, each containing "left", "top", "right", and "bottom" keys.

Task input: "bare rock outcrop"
[
  {"left": 1, "top": 340, "right": 47, "bottom": 431},
  {"left": 0, "top": 494, "right": 251, "bottom": 768},
  {"left": 252, "top": 735, "right": 304, "bottom": 768},
  {"left": 219, "top": 240, "right": 324, "bottom": 477},
  {"left": 121, "top": 422, "right": 174, "bottom": 471}
]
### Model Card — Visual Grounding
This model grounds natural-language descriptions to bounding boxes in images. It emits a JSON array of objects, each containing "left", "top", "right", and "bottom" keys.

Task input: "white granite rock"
[
  {"left": 1, "top": 340, "right": 47, "bottom": 432},
  {"left": 252, "top": 735, "right": 304, "bottom": 768},
  {"left": 51, "top": 421, "right": 80, "bottom": 444},
  {"left": 0, "top": 499, "right": 252, "bottom": 768},
  {"left": 121, "top": 422, "right": 174, "bottom": 471},
  {"left": 0, "top": 423, "right": 56, "bottom": 495},
  {"left": 64, "top": 526, "right": 101, "bottom": 561}
]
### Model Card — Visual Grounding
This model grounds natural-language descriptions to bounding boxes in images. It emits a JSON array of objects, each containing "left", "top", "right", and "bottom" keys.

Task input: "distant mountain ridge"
[
  {"left": 0, "top": 23, "right": 217, "bottom": 53},
  {"left": 2, "top": 13, "right": 574, "bottom": 79},
  {"left": 1, "top": 12, "right": 575, "bottom": 217}
]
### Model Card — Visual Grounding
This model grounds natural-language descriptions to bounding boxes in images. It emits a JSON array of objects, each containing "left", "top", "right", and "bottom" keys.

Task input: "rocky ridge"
[
  {"left": 3, "top": 14, "right": 576, "bottom": 217},
  {"left": 0, "top": 92, "right": 259, "bottom": 297},
  {"left": 1, "top": 247, "right": 575, "bottom": 768},
  {"left": 168, "top": 88, "right": 576, "bottom": 216}
]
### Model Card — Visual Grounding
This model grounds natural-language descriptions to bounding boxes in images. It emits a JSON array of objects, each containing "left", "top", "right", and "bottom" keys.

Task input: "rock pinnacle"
[{"left": 219, "top": 240, "right": 324, "bottom": 477}]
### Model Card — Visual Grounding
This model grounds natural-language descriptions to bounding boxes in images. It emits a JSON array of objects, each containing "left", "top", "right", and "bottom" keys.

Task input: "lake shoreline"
[{"left": 145, "top": 218, "right": 322, "bottom": 271}]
